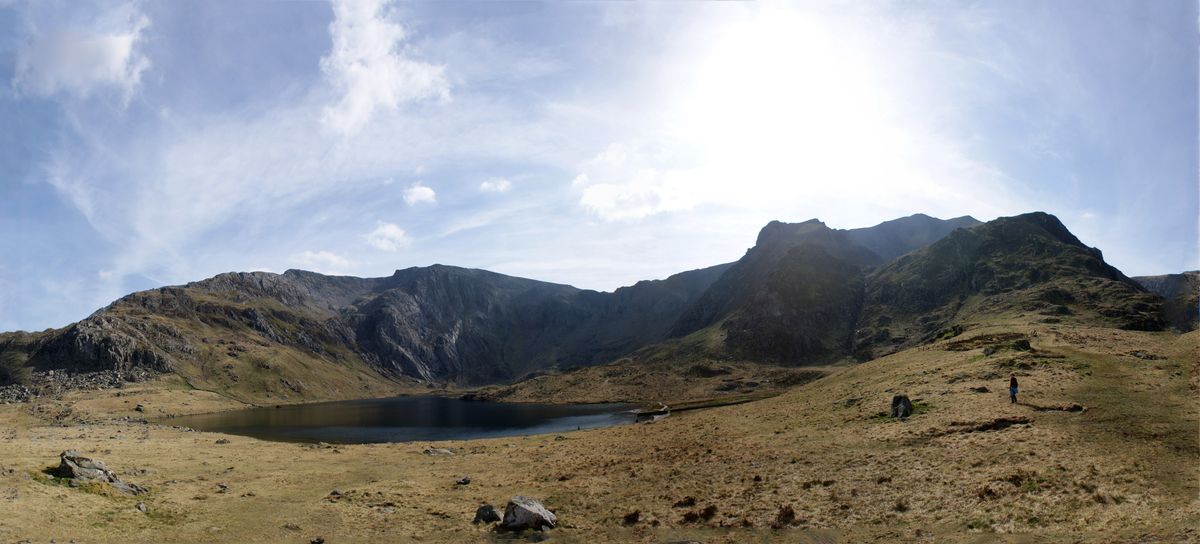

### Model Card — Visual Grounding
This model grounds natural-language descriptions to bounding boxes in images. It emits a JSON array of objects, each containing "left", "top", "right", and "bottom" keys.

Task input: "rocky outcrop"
[
  {"left": 498, "top": 496, "right": 557, "bottom": 531},
  {"left": 55, "top": 450, "right": 147, "bottom": 495}
]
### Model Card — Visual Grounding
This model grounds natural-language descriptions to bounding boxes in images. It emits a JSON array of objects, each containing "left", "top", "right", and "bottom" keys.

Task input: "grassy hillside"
[
  {"left": 0, "top": 320, "right": 1193, "bottom": 542},
  {"left": 855, "top": 213, "right": 1163, "bottom": 359}
]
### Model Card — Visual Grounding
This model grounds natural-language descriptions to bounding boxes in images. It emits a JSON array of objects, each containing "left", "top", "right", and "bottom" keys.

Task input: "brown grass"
[{"left": 0, "top": 323, "right": 1195, "bottom": 543}]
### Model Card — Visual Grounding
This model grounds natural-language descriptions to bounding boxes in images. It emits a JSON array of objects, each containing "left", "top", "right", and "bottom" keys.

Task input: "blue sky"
[{"left": 0, "top": 0, "right": 1196, "bottom": 332}]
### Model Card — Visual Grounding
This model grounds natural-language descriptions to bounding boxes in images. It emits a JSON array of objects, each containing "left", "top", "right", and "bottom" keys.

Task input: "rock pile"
[{"left": 0, "top": 368, "right": 157, "bottom": 404}]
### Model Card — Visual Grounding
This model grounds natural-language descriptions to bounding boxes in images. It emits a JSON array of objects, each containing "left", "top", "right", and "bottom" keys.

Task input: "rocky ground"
[
  {"left": 0, "top": 322, "right": 1195, "bottom": 543},
  {"left": 0, "top": 368, "right": 158, "bottom": 405}
]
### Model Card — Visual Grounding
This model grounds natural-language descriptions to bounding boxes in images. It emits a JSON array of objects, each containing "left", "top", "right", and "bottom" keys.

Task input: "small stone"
[
  {"left": 215, "top": 439, "right": 230, "bottom": 445},
  {"left": 473, "top": 504, "right": 500, "bottom": 524},
  {"left": 136, "top": 501, "right": 147, "bottom": 513},
  {"left": 622, "top": 510, "right": 640, "bottom": 526},
  {"left": 455, "top": 476, "right": 471, "bottom": 486},
  {"left": 673, "top": 496, "right": 696, "bottom": 508},
  {"left": 134, "top": 404, "right": 145, "bottom": 412}
]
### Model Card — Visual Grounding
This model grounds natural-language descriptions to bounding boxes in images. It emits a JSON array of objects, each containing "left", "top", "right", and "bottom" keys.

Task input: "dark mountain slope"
[
  {"left": 854, "top": 212, "right": 1164, "bottom": 358},
  {"left": 666, "top": 214, "right": 982, "bottom": 364},
  {"left": 1134, "top": 271, "right": 1199, "bottom": 331},
  {"left": 669, "top": 220, "right": 880, "bottom": 363},
  {"left": 562, "top": 263, "right": 734, "bottom": 367},
  {"left": 846, "top": 213, "right": 981, "bottom": 261}
]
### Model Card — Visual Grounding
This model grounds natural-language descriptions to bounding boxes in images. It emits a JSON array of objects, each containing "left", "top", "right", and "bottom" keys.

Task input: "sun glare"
[{"left": 670, "top": 10, "right": 920, "bottom": 210}]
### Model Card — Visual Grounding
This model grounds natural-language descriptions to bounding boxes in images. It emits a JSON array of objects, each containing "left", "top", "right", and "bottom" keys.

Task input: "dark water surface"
[{"left": 160, "top": 396, "right": 636, "bottom": 444}]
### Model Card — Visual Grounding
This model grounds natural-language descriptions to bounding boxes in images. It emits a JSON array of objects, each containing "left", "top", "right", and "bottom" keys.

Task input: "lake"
[{"left": 159, "top": 395, "right": 636, "bottom": 444}]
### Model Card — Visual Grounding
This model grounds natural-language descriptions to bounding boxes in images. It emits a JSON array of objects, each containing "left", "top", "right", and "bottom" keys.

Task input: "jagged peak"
[{"left": 755, "top": 219, "right": 829, "bottom": 246}]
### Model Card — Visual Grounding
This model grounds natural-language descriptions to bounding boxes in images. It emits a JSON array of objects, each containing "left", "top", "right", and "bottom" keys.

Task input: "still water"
[{"left": 160, "top": 396, "right": 636, "bottom": 444}]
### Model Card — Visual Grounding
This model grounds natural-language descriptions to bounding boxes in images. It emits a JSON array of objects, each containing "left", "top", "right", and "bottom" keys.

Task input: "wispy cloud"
[
  {"left": 479, "top": 178, "right": 511, "bottom": 193},
  {"left": 320, "top": 0, "right": 449, "bottom": 135},
  {"left": 12, "top": 2, "right": 149, "bottom": 104}
]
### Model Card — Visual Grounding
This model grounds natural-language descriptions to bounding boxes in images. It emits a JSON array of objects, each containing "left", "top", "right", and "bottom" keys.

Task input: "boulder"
[
  {"left": 498, "top": 496, "right": 556, "bottom": 531},
  {"left": 890, "top": 395, "right": 913, "bottom": 419},
  {"left": 473, "top": 504, "right": 501, "bottom": 524},
  {"left": 56, "top": 450, "right": 147, "bottom": 495}
]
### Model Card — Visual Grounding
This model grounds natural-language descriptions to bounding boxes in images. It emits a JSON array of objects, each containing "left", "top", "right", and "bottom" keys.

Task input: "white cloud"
[
  {"left": 403, "top": 182, "right": 436, "bottom": 204},
  {"left": 479, "top": 178, "right": 512, "bottom": 193},
  {"left": 320, "top": 0, "right": 450, "bottom": 135},
  {"left": 12, "top": 3, "right": 150, "bottom": 103},
  {"left": 572, "top": 142, "right": 706, "bottom": 221},
  {"left": 579, "top": 166, "right": 701, "bottom": 222},
  {"left": 367, "top": 222, "right": 409, "bottom": 251},
  {"left": 289, "top": 250, "right": 353, "bottom": 273}
]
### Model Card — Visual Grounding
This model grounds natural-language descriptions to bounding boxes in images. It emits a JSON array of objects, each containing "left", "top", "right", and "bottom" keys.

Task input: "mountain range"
[{"left": 0, "top": 212, "right": 1191, "bottom": 400}]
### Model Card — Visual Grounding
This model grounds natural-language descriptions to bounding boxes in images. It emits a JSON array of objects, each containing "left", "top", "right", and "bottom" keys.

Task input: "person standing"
[{"left": 1009, "top": 374, "right": 1019, "bottom": 404}]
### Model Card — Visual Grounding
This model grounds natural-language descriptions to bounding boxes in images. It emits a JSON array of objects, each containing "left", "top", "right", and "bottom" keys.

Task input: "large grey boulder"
[
  {"left": 890, "top": 394, "right": 913, "bottom": 419},
  {"left": 498, "top": 496, "right": 556, "bottom": 531},
  {"left": 56, "top": 450, "right": 147, "bottom": 495}
]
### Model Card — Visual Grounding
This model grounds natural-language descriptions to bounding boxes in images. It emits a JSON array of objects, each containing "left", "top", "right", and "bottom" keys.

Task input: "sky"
[{"left": 0, "top": 0, "right": 1197, "bottom": 332}]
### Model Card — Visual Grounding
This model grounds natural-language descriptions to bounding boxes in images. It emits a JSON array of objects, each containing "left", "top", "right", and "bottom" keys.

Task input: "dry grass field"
[{"left": 0, "top": 322, "right": 1195, "bottom": 543}]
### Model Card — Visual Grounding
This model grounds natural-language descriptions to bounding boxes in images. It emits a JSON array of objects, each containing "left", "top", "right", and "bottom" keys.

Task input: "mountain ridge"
[{"left": 0, "top": 212, "right": 1174, "bottom": 400}]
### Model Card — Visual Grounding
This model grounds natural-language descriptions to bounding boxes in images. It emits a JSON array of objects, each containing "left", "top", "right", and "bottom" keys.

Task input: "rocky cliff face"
[
  {"left": 0, "top": 262, "right": 732, "bottom": 387},
  {"left": 1133, "top": 271, "right": 1199, "bottom": 331},
  {"left": 0, "top": 212, "right": 1168, "bottom": 390}
]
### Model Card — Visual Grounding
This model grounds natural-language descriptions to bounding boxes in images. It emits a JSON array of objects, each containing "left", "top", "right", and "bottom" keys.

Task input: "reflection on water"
[{"left": 160, "top": 396, "right": 635, "bottom": 444}]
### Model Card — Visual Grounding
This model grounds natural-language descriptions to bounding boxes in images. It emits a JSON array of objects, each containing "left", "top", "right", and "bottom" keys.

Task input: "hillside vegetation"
[{"left": 0, "top": 212, "right": 1181, "bottom": 407}]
